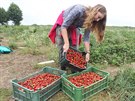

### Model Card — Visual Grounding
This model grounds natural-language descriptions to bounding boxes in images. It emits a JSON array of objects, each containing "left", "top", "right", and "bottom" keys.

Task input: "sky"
[{"left": 0, "top": 0, "right": 135, "bottom": 27}]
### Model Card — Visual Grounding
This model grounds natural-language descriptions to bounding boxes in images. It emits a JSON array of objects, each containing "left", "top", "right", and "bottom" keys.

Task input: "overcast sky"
[{"left": 0, "top": 0, "right": 135, "bottom": 27}]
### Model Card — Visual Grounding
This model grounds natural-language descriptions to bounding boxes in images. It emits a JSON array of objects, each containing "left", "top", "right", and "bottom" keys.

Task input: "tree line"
[{"left": 0, "top": 2, "right": 23, "bottom": 25}]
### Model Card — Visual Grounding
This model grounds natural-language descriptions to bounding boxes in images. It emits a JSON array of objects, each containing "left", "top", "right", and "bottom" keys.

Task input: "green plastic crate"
[
  {"left": 11, "top": 67, "right": 66, "bottom": 101},
  {"left": 62, "top": 66, "right": 110, "bottom": 101}
]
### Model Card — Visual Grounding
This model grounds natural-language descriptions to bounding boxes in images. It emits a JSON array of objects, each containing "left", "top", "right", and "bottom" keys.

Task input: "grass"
[
  {"left": 0, "top": 88, "right": 12, "bottom": 101},
  {"left": 0, "top": 25, "right": 135, "bottom": 101},
  {"left": 107, "top": 67, "right": 135, "bottom": 101}
]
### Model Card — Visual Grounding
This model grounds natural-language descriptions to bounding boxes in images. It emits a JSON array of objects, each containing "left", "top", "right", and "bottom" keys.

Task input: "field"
[{"left": 0, "top": 25, "right": 135, "bottom": 101}]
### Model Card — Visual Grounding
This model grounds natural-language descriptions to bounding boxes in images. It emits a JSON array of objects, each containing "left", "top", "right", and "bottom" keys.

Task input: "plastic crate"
[
  {"left": 60, "top": 47, "right": 87, "bottom": 72},
  {"left": 11, "top": 67, "right": 66, "bottom": 101},
  {"left": 62, "top": 66, "right": 110, "bottom": 101}
]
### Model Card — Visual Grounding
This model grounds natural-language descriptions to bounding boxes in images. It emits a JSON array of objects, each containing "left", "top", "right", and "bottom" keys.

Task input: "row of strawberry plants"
[{"left": 79, "top": 27, "right": 135, "bottom": 66}]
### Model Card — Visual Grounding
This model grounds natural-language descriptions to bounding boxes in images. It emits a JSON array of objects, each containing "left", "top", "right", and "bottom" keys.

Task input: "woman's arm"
[
  {"left": 61, "top": 5, "right": 81, "bottom": 52},
  {"left": 61, "top": 28, "right": 69, "bottom": 52},
  {"left": 83, "top": 29, "right": 90, "bottom": 62},
  {"left": 84, "top": 41, "right": 90, "bottom": 53},
  {"left": 84, "top": 41, "right": 90, "bottom": 62}
]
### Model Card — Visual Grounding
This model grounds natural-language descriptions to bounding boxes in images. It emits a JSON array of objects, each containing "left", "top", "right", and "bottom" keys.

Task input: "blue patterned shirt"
[{"left": 62, "top": 4, "right": 90, "bottom": 42}]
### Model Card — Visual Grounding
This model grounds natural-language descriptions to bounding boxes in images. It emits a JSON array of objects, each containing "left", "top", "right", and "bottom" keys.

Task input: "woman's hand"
[
  {"left": 63, "top": 43, "right": 69, "bottom": 52},
  {"left": 85, "top": 53, "right": 90, "bottom": 62}
]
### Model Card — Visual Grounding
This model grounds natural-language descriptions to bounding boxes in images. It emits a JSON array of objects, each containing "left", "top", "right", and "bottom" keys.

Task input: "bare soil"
[{"left": 0, "top": 51, "right": 48, "bottom": 88}]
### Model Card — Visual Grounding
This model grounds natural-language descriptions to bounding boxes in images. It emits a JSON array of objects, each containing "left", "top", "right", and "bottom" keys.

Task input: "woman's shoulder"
[
  {"left": 63, "top": 4, "right": 86, "bottom": 17},
  {"left": 73, "top": 4, "right": 86, "bottom": 10},
  {"left": 65, "top": 4, "right": 86, "bottom": 13}
]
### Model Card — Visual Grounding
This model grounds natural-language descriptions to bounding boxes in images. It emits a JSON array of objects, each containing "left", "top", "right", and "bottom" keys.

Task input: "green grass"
[
  {"left": 1, "top": 25, "right": 135, "bottom": 65},
  {"left": 107, "top": 67, "right": 135, "bottom": 101},
  {"left": 0, "top": 88, "right": 12, "bottom": 101}
]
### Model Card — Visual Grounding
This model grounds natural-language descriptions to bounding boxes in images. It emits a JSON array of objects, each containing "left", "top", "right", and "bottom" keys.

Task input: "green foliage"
[
  {"left": 0, "top": 25, "right": 135, "bottom": 66},
  {"left": 8, "top": 41, "right": 18, "bottom": 49},
  {"left": 0, "top": 88, "right": 12, "bottom": 101},
  {"left": 108, "top": 68, "right": 135, "bottom": 101},
  {"left": 87, "top": 27, "right": 135, "bottom": 66},
  {"left": 0, "top": 7, "right": 8, "bottom": 25},
  {"left": 7, "top": 2, "right": 23, "bottom": 25}
]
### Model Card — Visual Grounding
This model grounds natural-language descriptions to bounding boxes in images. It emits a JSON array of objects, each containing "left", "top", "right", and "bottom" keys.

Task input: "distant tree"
[
  {"left": 0, "top": 7, "right": 8, "bottom": 25},
  {"left": 7, "top": 2, "right": 23, "bottom": 25}
]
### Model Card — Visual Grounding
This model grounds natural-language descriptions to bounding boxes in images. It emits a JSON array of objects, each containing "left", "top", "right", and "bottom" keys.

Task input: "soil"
[{"left": 0, "top": 51, "right": 48, "bottom": 88}]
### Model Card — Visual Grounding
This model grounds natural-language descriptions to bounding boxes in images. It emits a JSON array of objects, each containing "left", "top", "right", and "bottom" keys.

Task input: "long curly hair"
[{"left": 83, "top": 4, "right": 107, "bottom": 43}]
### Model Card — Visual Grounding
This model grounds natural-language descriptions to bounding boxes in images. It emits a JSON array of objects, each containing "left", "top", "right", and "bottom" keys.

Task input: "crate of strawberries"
[
  {"left": 60, "top": 47, "right": 87, "bottom": 72},
  {"left": 11, "top": 66, "right": 65, "bottom": 101},
  {"left": 62, "top": 66, "right": 110, "bottom": 101}
]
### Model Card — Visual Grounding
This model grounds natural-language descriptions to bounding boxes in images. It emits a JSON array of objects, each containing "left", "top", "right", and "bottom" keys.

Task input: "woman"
[{"left": 48, "top": 4, "right": 107, "bottom": 70}]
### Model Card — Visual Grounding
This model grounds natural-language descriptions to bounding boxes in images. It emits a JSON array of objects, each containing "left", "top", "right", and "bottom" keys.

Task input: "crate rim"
[
  {"left": 11, "top": 66, "right": 66, "bottom": 81},
  {"left": 63, "top": 66, "right": 110, "bottom": 77},
  {"left": 12, "top": 77, "right": 61, "bottom": 93},
  {"left": 62, "top": 66, "right": 110, "bottom": 89},
  {"left": 11, "top": 66, "right": 66, "bottom": 92}
]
